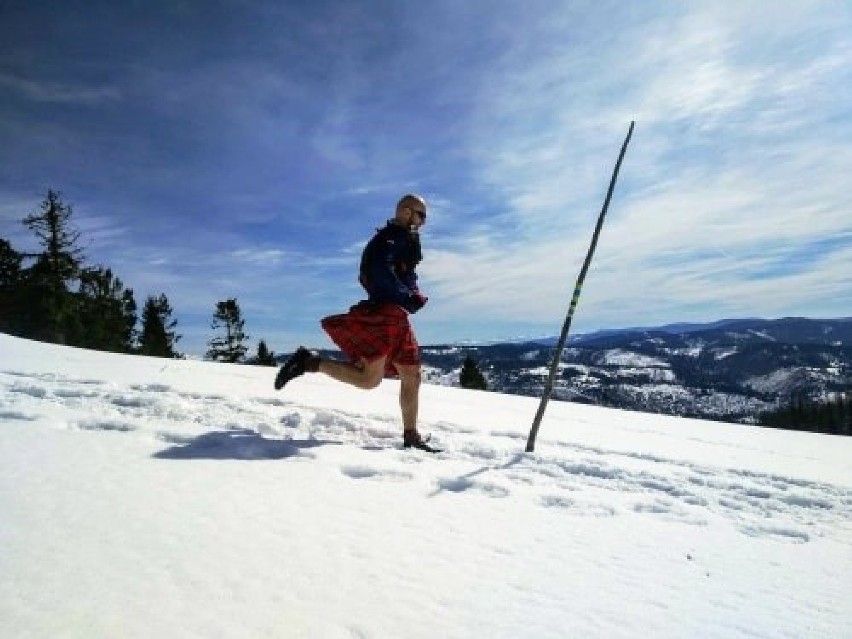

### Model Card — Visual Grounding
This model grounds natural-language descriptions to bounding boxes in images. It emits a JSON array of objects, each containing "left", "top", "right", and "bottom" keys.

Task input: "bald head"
[
  {"left": 395, "top": 193, "right": 427, "bottom": 214},
  {"left": 394, "top": 193, "right": 428, "bottom": 228}
]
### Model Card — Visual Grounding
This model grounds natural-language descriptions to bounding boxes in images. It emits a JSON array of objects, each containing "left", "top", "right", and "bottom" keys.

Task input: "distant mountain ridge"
[
  {"left": 419, "top": 317, "right": 852, "bottom": 423},
  {"left": 515, "top": 317, "right": 852, "bottom": 347}
]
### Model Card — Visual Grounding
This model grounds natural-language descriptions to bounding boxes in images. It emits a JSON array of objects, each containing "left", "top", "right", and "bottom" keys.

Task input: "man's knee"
[
  {"left": 395, "top": 363, "right": 421, "bottom": 387},
  {"left": 358, "top": 358, "right": 386, "bottom": 390},
  {"left": 359, "top": 371, "right": 383, "bottom": 390}
]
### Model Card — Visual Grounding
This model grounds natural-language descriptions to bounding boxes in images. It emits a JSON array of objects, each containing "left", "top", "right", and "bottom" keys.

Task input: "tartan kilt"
[{"left": 321, "top": 302, "right": 420, "bottom": 378}]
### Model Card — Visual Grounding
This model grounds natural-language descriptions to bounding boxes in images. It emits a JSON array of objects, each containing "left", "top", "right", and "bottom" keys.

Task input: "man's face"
[
  {"left": 397, "top": 204, "right": 426, "bottom": 230},
  {"left": 406, "top": 205, "right": 426, "bottom": 229}
]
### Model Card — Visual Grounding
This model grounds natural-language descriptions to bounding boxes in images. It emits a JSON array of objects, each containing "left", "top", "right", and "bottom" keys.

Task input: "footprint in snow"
[
  {"left": 73, "top": 419, "right": 138, "bottom": 433},
  {"left": 8, "top": 384, "right": 49, "bottom": 399},
  {"left": 633, "top": 499, "right": 676, "bottom": 515},
  {"left": 108, "top": 393, "right": 151, "bottom": 409},
  {"left": 540, "top": 495, "right": 575, "bottom": 509},
  {"left": 435, "top": 477, "right": 510, "bottom": 498},
  {"left": 540, "top": 495, "right": 616, "bottom": 517},
  {"left": 430, "top": 420, "right": 477, "bottom": 435},
  {"left": 740, "top": 523, "right": 810, "bottom": 544},
  {"left": 253, "top": 397, "right": 292, "bottom": 408},
  {"left": 340, "top": 465, "right": 414, "bottom": 482},
  {"left": 178, "top": 391, "right": 227, "bottom": 401},
  {"left": 53, "top": 388, "right": 100, "bottom": 399},
  {"left": 130, "top": 383, "right": 172, "bottom": 393},
  {"left": 0, "top": 410, "right": 39, "bottom": 421},
  {"left": 489, "top": 429, "right": 526, "bottom": 440},
  {"left": 280, "top": 411, "right": 304, "bottom": 429}
]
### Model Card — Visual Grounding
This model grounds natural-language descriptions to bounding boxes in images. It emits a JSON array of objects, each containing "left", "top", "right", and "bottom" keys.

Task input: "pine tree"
[
  {"left": 21, "top": 190, "right": 85, "bottom": 343},
  {"left": 77, "top": 267, "right": 138, "bottom": 353},
  {"left": 460, "top": 354, "right": 488, "bottom": 390},
  {"left": 0, "top": 238, "right": 21, "bottom": 286},
  {"left": 139, "top": 294, "right": 181, "bottom": 358},
  {"left": 256, "top": 339, "right": 276, "bottom": 366},
  {"left": 206, "top": 298, "right": 249, "bottom": 363},
  {"left": 0, "top": 238, "right": 24, "bottom": 335},
  {"left": 760, "top": 392, "right": 851, "bottom": 437}
]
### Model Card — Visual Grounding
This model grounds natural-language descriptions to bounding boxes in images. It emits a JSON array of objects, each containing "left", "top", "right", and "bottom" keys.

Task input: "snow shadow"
[
  {"left": 429, "top": 452, "right": 525, "bottom": 498},
  {"left": 153, "top": 429, "right": 335, "bottom": 461}
]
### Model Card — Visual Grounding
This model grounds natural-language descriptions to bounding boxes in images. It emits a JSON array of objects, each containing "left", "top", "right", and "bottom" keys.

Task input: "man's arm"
[
  {"left": 367, "top": 236, "right": 425, "bottom": 311},
  {"left": 371, "top": 248, "right": 416, "bottom": 305}
]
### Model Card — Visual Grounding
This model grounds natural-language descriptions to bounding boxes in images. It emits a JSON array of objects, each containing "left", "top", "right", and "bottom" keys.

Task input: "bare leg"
[
  {"left": 318, "top": 356, "right": 386, "bottom": 390},
  {"left": 394, "top": 363, "right": 422, "bottom": 433}
]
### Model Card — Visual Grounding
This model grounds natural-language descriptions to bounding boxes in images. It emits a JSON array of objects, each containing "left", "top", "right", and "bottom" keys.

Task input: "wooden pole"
[{"left": 525, "top": 121, "right": 635, "bottom": 453}]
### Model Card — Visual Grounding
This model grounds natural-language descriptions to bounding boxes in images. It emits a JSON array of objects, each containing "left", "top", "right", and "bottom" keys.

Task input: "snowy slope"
[{"left": 1, "top": 333, "right": 851, "bottom": 638}]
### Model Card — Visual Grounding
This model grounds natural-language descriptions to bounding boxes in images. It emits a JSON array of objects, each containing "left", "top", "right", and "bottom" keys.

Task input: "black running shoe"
[
  {"left": 403, "top": 430, "right": 440, "bottom": 452},
  {"left": 274, "top": 347, "right": 318, "bottom": 390}
]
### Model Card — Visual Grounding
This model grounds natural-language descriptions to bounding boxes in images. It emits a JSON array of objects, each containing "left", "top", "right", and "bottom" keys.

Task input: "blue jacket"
[{"left": 359, "top": 221, "right": 424, "bottom": 312}]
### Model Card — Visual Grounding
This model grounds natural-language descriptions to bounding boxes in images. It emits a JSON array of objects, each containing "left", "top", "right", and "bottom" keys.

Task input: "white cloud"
[
  {"left": 230, "top": 248, "right": 287, "bottom": 266},
  {"left": 0, "top": 73, "right": 121, "bottom": 105},
  {"left": 421, "top": 2, "right": 852, "bottom": 333}
]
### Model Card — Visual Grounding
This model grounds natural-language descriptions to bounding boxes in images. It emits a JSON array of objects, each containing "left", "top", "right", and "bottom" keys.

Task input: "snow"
[
  {"left": 526, "top": 362, "right": 574, "bottom": 377},
  {"left": 616, "top": 367, "right": 677, "bottom": 383},
  {"left": 714, "top": 348, "right": 738, "bottom": 360},
  {"left": 744, "top": 367, "right": 838, "bottom": 395},
  {"left": 748, "top": 329, "right": 777, "bottom": 341},
  {"left": 421, "top": 364, "right": 457, "bottom": 387},
  {"left": 1, "top": 333, "right": 851, "bottom": 638},
  {"left": 670, "top": 346, "right": 705, "bottom": 358},
  {"left": 746, "top": 368, "right": 800, "bottom": 394},
  {"left": 421, "top": 347, "right": 462, "bottom": 355},
  {"left": 599, "top": 349, "right": 670, "bottom": 368}
]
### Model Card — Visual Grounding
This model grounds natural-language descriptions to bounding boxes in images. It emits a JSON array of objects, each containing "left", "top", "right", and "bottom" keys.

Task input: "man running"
[{"left": 275, "top": 194, "right": 433, "bottom": 450}]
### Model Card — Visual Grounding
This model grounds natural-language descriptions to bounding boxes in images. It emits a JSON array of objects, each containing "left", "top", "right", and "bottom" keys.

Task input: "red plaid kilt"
[{"left": 321, "top": 302, "right": 420, "bottom": 378}]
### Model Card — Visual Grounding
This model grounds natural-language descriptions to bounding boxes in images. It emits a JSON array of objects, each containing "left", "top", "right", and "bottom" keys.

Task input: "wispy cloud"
[
  {"left": 229, "top": 249, "right": 288, "bottom": 266},
  {"left": 419, "top": 2, "right": 852, "bottom": 337},
  {"left": 0, "top": 73, "right": 121, "bottom": 105}
]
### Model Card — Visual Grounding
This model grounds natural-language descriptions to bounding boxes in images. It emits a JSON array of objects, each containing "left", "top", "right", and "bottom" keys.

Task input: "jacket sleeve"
[{"left": 365, "top": 235, "right": 419, "bottom": 306}]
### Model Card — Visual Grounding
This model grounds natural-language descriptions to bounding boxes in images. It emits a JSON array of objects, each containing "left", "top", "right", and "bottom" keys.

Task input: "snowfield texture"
[{"left": 1, "top": 333, "right": 851, "bottom": 638}]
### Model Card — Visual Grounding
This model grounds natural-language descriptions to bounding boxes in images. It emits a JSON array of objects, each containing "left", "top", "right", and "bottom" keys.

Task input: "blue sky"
[{"left": 1, "top": 0, "right": 850, "bottom": 357}]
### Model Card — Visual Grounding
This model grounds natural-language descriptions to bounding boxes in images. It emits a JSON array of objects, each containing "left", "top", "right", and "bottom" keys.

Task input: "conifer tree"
[
  {"left": 256, "top": 339, "right": 276, "bottom": 366},
  {"left": 460, "top": 354, "right": 488, "bottom": 390},
  {"left": 21, "top": 190, "right": 85, "bottom": 343},
  {"left": 139, "top": 294, "right": 181, "bottom": 358},
  {"left": 207, "top": 298, "right": 249, "bottom": 363},
  {"left": 0, "top": 238, "right": 21, "bottom": 285},
  {"left": 77, "top": 266, "right": 138, "bottom": 352},
  {"left": 0, "top": 238, "right": 24, "bottom": 335},
  {"left": 760, "top": 391, "right": 852, "bottom": 436}
]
